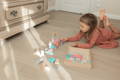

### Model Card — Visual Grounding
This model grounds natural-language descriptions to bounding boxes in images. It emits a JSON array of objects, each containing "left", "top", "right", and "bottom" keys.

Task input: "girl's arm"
[
  {"left": 73, "top": 29, "right": 100, "bottom": 48},
  {"left": 109, "top": 25, "right": 120, "bottom": 34},
  {"left": 62, "top": 31, "right": 85, "bottom": 42}
]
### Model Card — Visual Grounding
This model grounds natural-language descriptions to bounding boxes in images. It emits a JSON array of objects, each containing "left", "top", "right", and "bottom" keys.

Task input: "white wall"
[
  {"left": 102, "top": 0, "right": 120, "bottom": 15},
  {"left": 90, "top": 0, "right": 120, "bottom": 20},
  {"left": 48, "top": 0, "right": 120, "bottom": 20},
  {"left": 55, "top": 0, "right": 63, "bottom": 10},
  {"left": 48, "top": 0, "right": 63, "bottom": 11},
  {"left": 48, "top": 0, "right": 56, "bottom": 11},
  {"left": 56, "top": 0, "right": 90, "bottom": 13}
]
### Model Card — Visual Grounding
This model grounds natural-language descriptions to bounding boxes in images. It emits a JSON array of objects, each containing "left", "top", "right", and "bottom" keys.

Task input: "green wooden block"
[
  {"left": 66, "top": 54, "right": 71, "bottom": 60},
  {"left": 48, "top": 57, "right": 56, "bottom": 63}
]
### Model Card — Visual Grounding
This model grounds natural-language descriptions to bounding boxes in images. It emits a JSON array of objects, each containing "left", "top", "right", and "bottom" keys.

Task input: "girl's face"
[{"left": 80, "top": 22, "right": 90, "bottom": 32}]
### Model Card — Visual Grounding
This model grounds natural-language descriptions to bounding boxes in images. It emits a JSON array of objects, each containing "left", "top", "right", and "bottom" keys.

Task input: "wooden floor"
[{"left": 0, "top": 11, "right": 120, "bottom": 80}]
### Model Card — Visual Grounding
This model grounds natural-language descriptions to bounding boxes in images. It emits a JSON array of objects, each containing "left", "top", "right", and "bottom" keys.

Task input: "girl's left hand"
[{"left": 72, "top": 44, "right": 79, "bottom": 47}]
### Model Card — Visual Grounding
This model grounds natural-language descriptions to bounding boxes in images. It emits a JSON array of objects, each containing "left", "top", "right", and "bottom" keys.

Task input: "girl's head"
[{"left": 80, "top": 13, "right": 98, "bottom": 35}]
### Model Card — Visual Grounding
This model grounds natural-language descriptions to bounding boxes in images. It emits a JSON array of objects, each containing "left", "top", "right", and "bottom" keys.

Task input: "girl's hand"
[
  {"left": 53, "top": 40, "right": 60, "bottom": 47},
  {"left": 72, "top": 44, "right": 79, "bottom": 47},
  {"left": 60, "top": 38, "right": 68, "bottom": 42}
]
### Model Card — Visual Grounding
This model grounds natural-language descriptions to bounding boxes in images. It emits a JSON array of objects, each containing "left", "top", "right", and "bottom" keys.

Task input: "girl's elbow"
[
  {"left": 86, "top": 44, "right": 94, "bottom": 48},
  {"left": 78, "top": 45, "right": 93, "bottom": 49}
]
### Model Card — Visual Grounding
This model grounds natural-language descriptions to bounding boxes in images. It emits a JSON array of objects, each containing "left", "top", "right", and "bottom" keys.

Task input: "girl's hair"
[
  {"left": 99, "top": 20, "right": 105, "bottom": 28},
  {"left": 80, "top": 13, "right": 98, "bottom": 36}
]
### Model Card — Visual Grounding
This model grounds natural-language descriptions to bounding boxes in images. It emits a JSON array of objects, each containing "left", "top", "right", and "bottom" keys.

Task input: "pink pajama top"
[{"left": 66, "top": 27, "right": 120, "bottom": 48}]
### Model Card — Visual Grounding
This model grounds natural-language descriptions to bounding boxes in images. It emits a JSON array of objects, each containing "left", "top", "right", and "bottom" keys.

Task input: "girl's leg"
[
  {"left": 112, "top": 32, "right": 120, "bottom": 39},
  {"left": 109, "top": 26, "right": 120, "bottom": 34}
]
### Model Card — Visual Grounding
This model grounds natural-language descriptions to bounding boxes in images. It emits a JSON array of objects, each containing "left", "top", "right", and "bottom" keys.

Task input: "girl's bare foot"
[{"left": 99, "top": 9, "right": 106, "bottom": 20}]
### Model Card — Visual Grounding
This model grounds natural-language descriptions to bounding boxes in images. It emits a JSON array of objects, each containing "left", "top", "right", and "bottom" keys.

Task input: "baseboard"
[
  {"left": 107, "top": 14, "right": 120, "bottom": 20},
  {"left": 48, "top": 7, "right": 55, "bottom": 12},
  {"left": 92, "top": 12, "right": 120, "bottom": 20}
]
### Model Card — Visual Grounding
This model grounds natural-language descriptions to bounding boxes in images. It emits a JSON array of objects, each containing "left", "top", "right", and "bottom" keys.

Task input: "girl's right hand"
[{"left": 60, "top": 38, "right": 68, "bottom": 42}]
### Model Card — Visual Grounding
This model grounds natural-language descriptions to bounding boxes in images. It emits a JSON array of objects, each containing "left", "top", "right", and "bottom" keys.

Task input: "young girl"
[{"left": 61, "top": 10, "right": 120, "bottom": 49}]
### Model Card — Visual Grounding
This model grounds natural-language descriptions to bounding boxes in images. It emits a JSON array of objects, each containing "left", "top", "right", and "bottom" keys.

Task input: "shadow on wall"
[{"left": 48, "top": 0, "right": 56, "bottom": 10}]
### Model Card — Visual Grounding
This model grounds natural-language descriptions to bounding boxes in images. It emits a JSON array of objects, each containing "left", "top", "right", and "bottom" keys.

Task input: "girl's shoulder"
[{"left": 89, "top": 28, "right": 100, "bottom": 38}]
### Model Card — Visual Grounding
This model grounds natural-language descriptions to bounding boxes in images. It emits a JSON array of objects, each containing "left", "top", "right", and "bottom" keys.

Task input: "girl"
[{"left": 61, "top": 10, "right": 120, "bottom": 49}]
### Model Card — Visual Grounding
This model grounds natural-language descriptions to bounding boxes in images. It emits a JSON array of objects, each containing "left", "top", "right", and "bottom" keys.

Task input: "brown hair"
[
  {"left": 99, "top": 20, "right": 105, "bottom": 28},
  {"left": 80, "top": 13, "right": 98, "bottom": 36}
]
